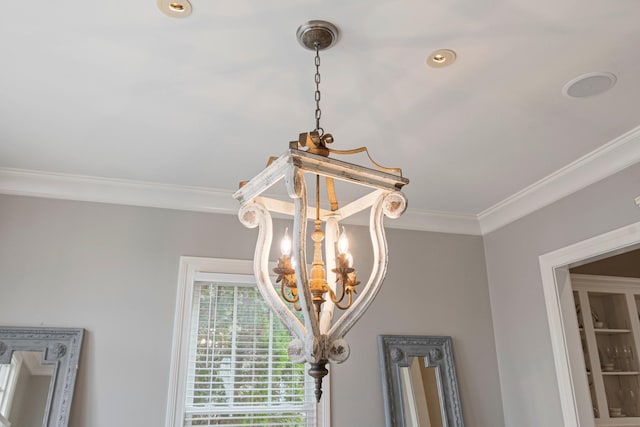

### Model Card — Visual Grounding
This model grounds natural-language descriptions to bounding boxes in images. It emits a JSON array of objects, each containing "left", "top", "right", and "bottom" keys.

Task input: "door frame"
[{"left": 539, "top": 221, "right": 640, "bottom": 426}]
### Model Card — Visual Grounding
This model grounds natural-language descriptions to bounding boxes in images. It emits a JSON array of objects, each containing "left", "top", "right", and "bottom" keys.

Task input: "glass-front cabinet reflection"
[{"left": 573, "top": 274, "right": 640, "bottom": 425}]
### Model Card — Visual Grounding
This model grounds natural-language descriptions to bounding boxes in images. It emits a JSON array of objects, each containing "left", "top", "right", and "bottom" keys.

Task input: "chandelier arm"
[
  {"left": 328, "top": 279, "right": 347, "bottom": 305},
  {"left": 333, "top": 290, "right": 353, "bottom": 311},
  {"left": 327, "top": 191, "right": 407, "bottom": 342},
  {"left": 281, "top": 283, "right": 299, "bottom": 305},
  {"left": 328, "top": 285, "right": 352, "bottom": 310},
  {"left": 238, "top": 201, "right": 306, "bottom": 341},
  {"left": 285, "top": 168, "right": 322, "bottom": 362}
]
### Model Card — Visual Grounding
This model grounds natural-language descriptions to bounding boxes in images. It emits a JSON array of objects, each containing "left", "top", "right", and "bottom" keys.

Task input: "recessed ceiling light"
[
  {"left": 426, "top": 49, "right": 456, "bottom": 68},
  {"left": 157, "top": 0, "right": 192, "bottom": 18},
  {"left": 562, "top": 72, "right": 617, "bottom": 98}
]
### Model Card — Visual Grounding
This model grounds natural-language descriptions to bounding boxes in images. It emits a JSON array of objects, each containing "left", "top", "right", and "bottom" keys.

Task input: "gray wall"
[
  {"left": 483, "top": 162, "right": 640, "bottom": 427},
  {"left": 0, "top": 194, "right": 504, "bottom": 427}
]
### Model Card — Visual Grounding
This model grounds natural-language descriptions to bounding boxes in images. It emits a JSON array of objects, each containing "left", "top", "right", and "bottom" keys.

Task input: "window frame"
[{"left": 165, "top": 257, "right": 329, "bottom": 427}]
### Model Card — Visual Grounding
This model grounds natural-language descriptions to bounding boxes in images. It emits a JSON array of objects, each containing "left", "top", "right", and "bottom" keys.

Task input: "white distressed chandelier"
[{"left": 233, "top": 20, "right": 409, "bottom": 402}]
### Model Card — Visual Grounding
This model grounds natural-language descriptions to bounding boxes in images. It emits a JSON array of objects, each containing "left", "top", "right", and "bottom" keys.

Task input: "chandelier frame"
[{"left": 233, "top": 145, "right": 408, "bottom": 400}]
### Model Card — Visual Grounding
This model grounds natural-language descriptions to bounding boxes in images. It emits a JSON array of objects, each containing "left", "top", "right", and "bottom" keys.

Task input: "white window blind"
[{"left": 182, "top": 280, "right": 315, "bottom": 426}]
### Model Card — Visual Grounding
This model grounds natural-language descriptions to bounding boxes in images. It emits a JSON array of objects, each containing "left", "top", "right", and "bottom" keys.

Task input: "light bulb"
[
  {"left": 337, "top": 227, "right": 349, "bottom": 255},
  {"left": 281, "top": 227, "right": 292, "bottom": 256}
]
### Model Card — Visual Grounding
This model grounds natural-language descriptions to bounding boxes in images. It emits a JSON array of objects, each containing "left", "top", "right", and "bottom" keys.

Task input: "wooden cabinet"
[{"left": 572, "top": 274, "right": 640, "bottom": 426}]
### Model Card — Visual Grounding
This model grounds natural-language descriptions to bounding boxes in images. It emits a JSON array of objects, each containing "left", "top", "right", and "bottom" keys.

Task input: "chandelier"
[{"left": 233, "top": 20, "right": 409, "bottom": 402}]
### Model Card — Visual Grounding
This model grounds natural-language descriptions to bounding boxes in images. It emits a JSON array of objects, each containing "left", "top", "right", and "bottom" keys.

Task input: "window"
[{"left": 166, "top": 257, "right": 327, "bottom": 427}]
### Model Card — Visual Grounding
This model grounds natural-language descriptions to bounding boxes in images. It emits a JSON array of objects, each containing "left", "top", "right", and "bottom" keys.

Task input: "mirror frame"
[
  {"left": 378, "top": 335, "right": 464, "bottom": 427},
  {"left": 0, "top": 327, "right": 84, "bottom": 427}
]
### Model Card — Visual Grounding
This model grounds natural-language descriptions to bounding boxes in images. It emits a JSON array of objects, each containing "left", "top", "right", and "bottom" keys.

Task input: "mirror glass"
[
  {"left": 0, "top": 327, "right": 84, "bottom": 427},
  {"left": 378, "top": 335, "right": 464, "bottom": 427},
  {"left": 399, "top": 358, "right": 444, "bottom": 427},
  {"left": 0, "top": 351, "right": 54, "bottom": 427}
]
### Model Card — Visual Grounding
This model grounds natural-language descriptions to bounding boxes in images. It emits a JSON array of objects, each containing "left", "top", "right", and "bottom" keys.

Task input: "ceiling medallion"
[{"left": 233, "top": 20, "right": 409, "bottom": 402}]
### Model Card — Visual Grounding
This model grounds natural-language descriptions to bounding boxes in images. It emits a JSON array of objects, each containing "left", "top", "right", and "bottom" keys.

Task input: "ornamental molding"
[
  {"left": 479, "top": 124, "right": 640, "bottom": 234},
  {"left": 0, "top": 167, "right": 480, "bottom": 235},
  {"left": 2, "top": 124, "right": 639, "bottom": 236}
]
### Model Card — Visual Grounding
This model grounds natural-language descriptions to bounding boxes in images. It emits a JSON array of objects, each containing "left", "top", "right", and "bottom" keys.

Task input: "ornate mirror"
[
  {"left": 0, "top": 327, "right": 84, "bottom": 427},
  {"left": 378, "top": 335, "right": 464, "bottom": 427}
]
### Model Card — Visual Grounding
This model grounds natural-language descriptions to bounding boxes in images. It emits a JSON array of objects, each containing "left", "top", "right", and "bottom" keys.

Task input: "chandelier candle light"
[{"left": 233, "top": 20, "right": 409, "bottom": 402}]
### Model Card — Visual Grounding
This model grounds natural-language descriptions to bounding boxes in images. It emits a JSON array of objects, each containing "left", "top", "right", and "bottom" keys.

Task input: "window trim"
[{"left": 165, "top": 256, "right": 329, "bottom": 427}]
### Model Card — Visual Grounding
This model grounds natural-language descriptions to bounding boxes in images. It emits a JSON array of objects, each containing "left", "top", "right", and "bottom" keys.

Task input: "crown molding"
[
  {"left": 384, "top": 209, "right": 481, "bottom": 235},
  {"left": 0, "top": 167, "right": 482, "bottom": 235},
  {"left": 478, "top": 124, "right": 640, "bottom": 235},
  {"left": 3, "top": 122, "right": 638, "bottom": 238},
  {"left": 0, "top": 168, "right": 238, "bottom": 215}
]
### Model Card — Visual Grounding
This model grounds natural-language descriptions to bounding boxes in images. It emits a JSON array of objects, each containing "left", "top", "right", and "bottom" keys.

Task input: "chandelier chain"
[{"left": 314, "top": 42, "right": 323, "bottom": 135}]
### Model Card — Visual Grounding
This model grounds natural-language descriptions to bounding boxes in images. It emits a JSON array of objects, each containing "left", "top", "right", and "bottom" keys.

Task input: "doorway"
[{"left": 539, "top": 221, "right": 640, "bottom": 427}]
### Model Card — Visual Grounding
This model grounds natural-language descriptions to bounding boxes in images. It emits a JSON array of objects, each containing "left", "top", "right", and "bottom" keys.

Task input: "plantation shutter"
[{"left": 183, "top": 281, "right": 315, "bottom": 426}]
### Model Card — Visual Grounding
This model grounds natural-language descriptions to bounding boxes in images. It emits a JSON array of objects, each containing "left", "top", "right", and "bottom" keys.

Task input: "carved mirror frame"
[
  {"left": 0, "top": 327, "right": 84, "bottom": 427},
  {"left": 378, "top": 335, "right": 464, "bottom": 427}
]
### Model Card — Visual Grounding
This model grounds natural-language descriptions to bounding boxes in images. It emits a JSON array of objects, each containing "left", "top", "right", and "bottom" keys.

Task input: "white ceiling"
[{"left": 1, "top": 0, "right": 640, "bottom": 234}]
